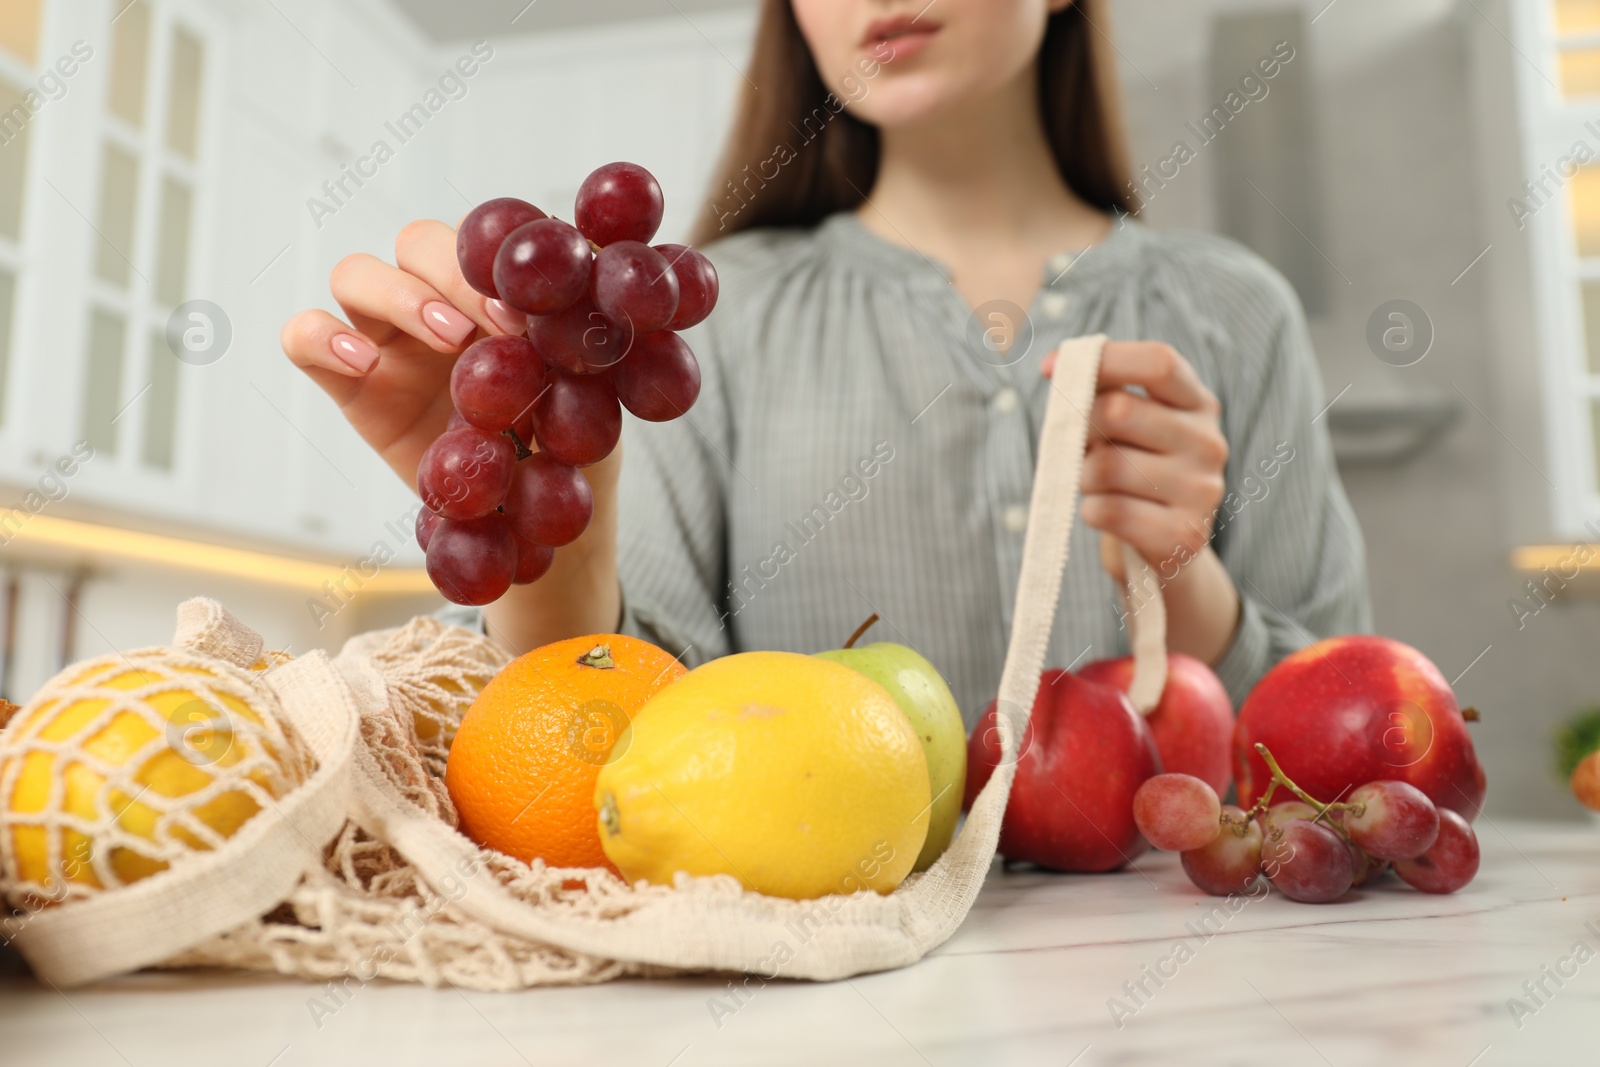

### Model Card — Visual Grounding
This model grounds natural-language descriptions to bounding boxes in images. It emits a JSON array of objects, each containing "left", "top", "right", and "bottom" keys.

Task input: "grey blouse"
[{"left": 458, "top": 213, "right": 1370, "bottom": 725}]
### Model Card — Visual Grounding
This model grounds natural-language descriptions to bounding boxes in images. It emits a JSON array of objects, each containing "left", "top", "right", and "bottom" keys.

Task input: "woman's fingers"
[
  {"left": 329, "top": 252, "right": 480, "bottom": 354},
  {"left": 1089, "top": 389, "right": 1230, "bottom": 470},
  {"left": 394, "top": 218, "right": 528, "bottom": 337},
  {"left": 1081, "top": 491, "right": 1210, "bottom": 565},
  {"left": 1081, "top": 441, "right": 1225, "bottom": 509},
  {"left": 280, "top": 309, "right": 380, "bottom": 401},
  {"left": 1097, "top": 342, "right": 1219, "bottom": 414},
  {"left": 1040, "top": 341, "right": 1219, "bottom": 413},
  {"left": 1042, "top": 341, "right": 1227, "bottom": 585}
]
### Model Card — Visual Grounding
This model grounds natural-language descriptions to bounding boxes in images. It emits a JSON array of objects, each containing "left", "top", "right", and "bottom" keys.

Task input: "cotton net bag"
[{"left": 0, "top": 334, "right": 1168, "bottom": 990}]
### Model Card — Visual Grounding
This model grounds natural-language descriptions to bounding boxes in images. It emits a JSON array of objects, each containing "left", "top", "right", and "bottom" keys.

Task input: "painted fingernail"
[
  {"left": 422, "top": 300, "right": 475, "bottom": 345},
  {"left": 485, "top": 298, "right": 527, "bottom": 335},
  {"left": 330, "top": 332, "right": 379, "bottom": 374},
  {"left": 1039, "top": 352, "right": 1057, "bottom": 376}
]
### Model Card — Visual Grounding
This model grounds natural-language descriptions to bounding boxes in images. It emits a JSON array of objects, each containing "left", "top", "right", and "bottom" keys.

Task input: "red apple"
[
  {"left": 1078, "top": 653, "right": 1233, "bottom": 795},
  {"left": 964, "top": 668, "right": 1161, "bottom": 872},
  {"left": 1233, "top": 636, "right": 1486, "bottom": 822}
]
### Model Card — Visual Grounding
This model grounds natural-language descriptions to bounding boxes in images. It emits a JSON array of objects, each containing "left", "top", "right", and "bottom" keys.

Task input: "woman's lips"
[{"left": 862, "top": 16, "right": 940, "bottom": 64}]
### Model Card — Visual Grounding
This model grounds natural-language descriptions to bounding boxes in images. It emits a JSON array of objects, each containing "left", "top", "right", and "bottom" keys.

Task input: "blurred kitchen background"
[{"left": 0, "top": 0, "right": 1594, "bottom": 817}]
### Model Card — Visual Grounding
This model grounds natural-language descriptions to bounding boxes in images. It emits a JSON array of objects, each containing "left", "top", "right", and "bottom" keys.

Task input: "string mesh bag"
[
  {"left": 0, "top": 625, "right": 314, "bottom": 909},
  {"left": 1, "top": 335, "right": 1169, "bottom": 990},
  {"left": 161, "top": 616, "right": 688, "bottom": 989}
]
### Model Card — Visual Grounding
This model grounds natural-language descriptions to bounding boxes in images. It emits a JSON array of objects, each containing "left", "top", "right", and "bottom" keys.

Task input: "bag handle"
[
  {"left": 988, "top": 336, "right": 1168, "bottom": 752},
  {"left": 885, "top": 334, "right": 1170, "bottom": 951},
  {"left": 1122, "top": 541, "right": 1168, "bottom": 713},
  {"left": 987, "top": 334, "right": 1106, "bottom": 760}
]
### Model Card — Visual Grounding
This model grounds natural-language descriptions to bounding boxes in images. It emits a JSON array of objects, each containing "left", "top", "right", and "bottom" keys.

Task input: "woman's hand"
[
  {"left": 281, "top": 219, "right": 625, "bottom": 650},
  {"left": 1044, "top": 340, "right": 1241, "bottom": 664},
  {"left": 1077, "top": 342, "right": 1227, "bottom": 574},
  {"left": 279, "top": 218, "right": 530, "bottom": 488}
]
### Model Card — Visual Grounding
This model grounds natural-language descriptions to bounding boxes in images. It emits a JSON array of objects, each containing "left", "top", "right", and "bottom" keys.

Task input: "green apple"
[{"left": 815, "top": 640, "right": 967, "bottom": 871}]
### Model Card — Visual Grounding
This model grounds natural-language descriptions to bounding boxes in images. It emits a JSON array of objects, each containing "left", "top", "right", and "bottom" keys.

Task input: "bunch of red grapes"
[
  {"left": 416, "top": 162, "right": 718, "bottom": 605},
  {"left": 1133, "top": 744, "right": 1480, "bottom": 903}
]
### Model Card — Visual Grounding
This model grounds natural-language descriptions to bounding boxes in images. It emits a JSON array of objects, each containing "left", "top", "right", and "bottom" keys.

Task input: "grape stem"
[
  {"left": 1248, "top": 742, "right": 1363, "bottom": 835},
  {"left": 505, "top": 426, "right": 534, "bottom": 461},
  {"left": 1252, "top": 743, "right": 1329, "bottom": 813}
]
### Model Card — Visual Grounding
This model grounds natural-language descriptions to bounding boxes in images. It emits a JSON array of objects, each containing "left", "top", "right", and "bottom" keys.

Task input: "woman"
[{"left": 280, "top": 0, "right": 1368, "bottom": 718}]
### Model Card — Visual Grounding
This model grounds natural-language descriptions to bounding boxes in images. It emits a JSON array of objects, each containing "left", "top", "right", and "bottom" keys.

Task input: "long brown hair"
[{"left": 690, "top": 0, "right": 1137, "bottom": 245}]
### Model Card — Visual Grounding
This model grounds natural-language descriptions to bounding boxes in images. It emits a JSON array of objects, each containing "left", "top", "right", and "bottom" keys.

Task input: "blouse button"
[
  {"left": 1040, "top": 292, "right": 1068, "bottom": 318},
  {"left": 992, "top": 387, "right": 1019, "bottom": 414},
  {"left": 1002, "top": 504, "right": 1029, "bottom": 533}
]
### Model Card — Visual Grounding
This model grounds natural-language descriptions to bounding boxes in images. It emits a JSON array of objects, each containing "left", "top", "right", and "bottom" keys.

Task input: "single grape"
[
  {"left": 1393, "top": 808, "right": 1479, "bottom": 894},
  {"left": 575, "top": 161, "right": 663, "bottom": 246},
  {"left": 593, "top": 241, "right": 680, "bottom": 333},
  {"left": 457, "top": 197, "right": 546, "bottom": 298},
  {"left": 504, "top": 452, "right": 593, "bottom": 547},
  {"left": 654, "top": 243, "right": 719, "bottom": 330},
  {"left": 492, "top": 218, "right": 592, "bottom": 315},
  {"left": 1133, "top": 773, "right": 1221, "bottom": 852},
  {"left": 533, "top": 372, "right": 622, "bottom": 467},
  {"left": 1342, "top": 780, "right": 1440, "bottom": 861},
  {"left": 1262, "top": 819, "right": 1355, "bottom": 903},
  {"left": 610, "top": 331, "right": 701, "bottom": 421},
  {"left": 449, "top": 335, "right": 545, "bottom": 432},
  {"left": 1180, "top": 805, "right": 1262, "bottom": 896},
  {"left": 416, "top": 427, "right": 516, "bottom": 520},
  {"left": 425, "top": 512, "right": 517, "bottom": 605},
  {"left": 511, "top": 534, "right": 554, "bottom": 585},
  {"left": 415, "top": 507, "right": 442, "bottom": 551},
  {"left": 1264, "top": 800, "right": 1320, "bottom": 829},
  {"left": 527, "top": 295, "right": 632, "bottom": 375}
]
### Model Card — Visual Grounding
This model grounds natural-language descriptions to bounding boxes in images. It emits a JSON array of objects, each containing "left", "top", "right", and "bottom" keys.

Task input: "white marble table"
[{"left": 2, "top": 819, "right": 1595, "bottom": 1066}]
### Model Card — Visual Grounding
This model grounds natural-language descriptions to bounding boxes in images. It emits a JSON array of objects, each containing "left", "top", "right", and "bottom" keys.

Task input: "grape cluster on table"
[
  {"left": 1134, "top": 769, "right": 1480, "bottom": 903},
  {"left": 418, "top": 162, "right": 719, "bottom": 605}
]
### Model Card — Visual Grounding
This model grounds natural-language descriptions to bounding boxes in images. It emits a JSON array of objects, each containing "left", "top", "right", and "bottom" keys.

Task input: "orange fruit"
[
  {"left": 1573, "top": 750, "right": 1600, "bottom": 811},
  {"left": 444, "top": 634, "right": 685, "bottom": 871}
]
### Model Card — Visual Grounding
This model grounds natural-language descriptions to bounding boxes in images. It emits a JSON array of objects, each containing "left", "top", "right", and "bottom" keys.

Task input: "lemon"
[
  {"left": 594, "top": 651, "right": 930, "bottom": 899},
  {"left": 3, "top": 657, "right": 311, "bottom": 894}
]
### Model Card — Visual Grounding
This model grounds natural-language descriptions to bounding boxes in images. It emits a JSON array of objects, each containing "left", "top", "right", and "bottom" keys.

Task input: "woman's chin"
[{"left": 849, "top": 82, "right": 970, "bottom": 133}]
